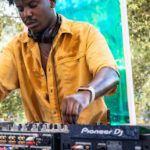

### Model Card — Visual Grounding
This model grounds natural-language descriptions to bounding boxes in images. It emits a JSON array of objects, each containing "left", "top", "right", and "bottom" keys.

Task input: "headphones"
[{"left": 28, "top": 14, "right": 61, "bottom": 43}]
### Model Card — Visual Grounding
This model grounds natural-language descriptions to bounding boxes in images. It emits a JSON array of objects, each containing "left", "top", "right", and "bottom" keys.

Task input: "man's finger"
[
  {"left": 61, "top": 98, "right": 69, "bottom": 124},
  {"left": 72, "top": 102, "right": 80, "bottom": 123},
  {"left": 66, "top": 99, "right": 75, "bottom": 123}
]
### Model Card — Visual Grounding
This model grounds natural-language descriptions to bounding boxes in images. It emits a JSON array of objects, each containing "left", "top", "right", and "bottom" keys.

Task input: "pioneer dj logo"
[{"left": 81, "top": 128, "right": 123, "bottom": 136}]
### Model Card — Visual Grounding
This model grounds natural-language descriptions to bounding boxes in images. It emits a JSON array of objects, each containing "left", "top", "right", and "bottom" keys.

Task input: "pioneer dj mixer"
[{"left": 0, "top": 122, "right": 149, "bottom": 150}]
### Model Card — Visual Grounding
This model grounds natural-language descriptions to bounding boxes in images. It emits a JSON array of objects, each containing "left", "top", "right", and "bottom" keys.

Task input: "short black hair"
[{"left": 7, "top": 0, "right": 15, "bottom": 5}]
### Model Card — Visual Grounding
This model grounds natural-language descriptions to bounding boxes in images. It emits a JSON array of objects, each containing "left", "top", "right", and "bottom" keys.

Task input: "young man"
[{"left": 0, "top": 0, "right": 119, "bottom": 124}]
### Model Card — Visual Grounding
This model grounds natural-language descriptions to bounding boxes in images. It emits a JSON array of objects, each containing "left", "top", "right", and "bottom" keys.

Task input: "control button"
[
  {"left": 135, "top": 146, "right": 142, "bottom": 150},
  {"left": 71, "top": 144, "right": 84, "bottom": 150},
  {"left": 63, "top": 143, "right": 70, "bottom": 149},
  {"left": 26, "top": 136, "right": 36, "bottom": 145},
  {"left": 97, "top": 143, "right": 106, "bottom": 150}
]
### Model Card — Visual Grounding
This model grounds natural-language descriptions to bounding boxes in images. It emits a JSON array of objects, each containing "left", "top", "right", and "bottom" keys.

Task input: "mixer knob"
[
  {"left": 50, "top": 124, "right": 57, "bottom": 132},
  {"left": 18, "top": 124, "right": 22, "bottom": 131},
  {"left": 31, "top": 124, "right": 38, "bottom": 132},
  {"left": 46, "top": 123, "right": 54, "bottom": 132},
  {"left": 57, "top": 124, "right": 65, "bottom": 132},
  {"left": 36, "top": 123, "right": 43, "bottom": 131},
  {"left": 41, "top": 124, "right": 47, "bottom": 132},
  {"left": 50, "top": 123, "right": 53, "bottom": 129},
  {"left": 26, "top": 122, "right": 33, "bottom": 130},
  {"left": 11, "top": 124, "right": 19, "bottom": 131},
  {"left": 21, "top": 124, "right": 28, "bottom": 131},
  {"left": 54, "top": 124, "right": 57, "bottom": 129},
  {"left": 63, "top": 124, "right": 69, "bottom": 133},
  {"left": 50, "top": 124, "right": 63, "bottom": 132}
]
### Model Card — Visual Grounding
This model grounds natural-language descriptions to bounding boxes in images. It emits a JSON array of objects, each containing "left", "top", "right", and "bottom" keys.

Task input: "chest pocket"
[{"left": 56, "top": 53, "right": 85, "bottom": 82}]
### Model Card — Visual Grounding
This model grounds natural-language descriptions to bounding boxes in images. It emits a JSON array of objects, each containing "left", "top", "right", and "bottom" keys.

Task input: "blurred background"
[{"left": 0, "top": 0, "right": 149, "bottom": 125}]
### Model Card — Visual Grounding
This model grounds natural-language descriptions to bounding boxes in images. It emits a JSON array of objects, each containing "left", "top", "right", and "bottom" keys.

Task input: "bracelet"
[{"left": 77, "top": 86, "right": 96, "bottom": 103}]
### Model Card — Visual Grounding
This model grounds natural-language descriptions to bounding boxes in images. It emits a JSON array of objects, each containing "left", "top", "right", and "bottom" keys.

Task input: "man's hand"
[{"left": 61, "top": 91, "right": 91, "bottom": 124}]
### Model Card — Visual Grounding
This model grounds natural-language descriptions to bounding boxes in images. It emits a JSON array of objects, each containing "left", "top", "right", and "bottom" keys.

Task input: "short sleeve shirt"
[{"left": 0, "top": 16, "right": 117, "bottom": 124}]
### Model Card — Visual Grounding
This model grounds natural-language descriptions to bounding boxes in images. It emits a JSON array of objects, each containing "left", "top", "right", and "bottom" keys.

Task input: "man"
[{"left": 0, "top": 0, "right": 119, "bottom": 124}]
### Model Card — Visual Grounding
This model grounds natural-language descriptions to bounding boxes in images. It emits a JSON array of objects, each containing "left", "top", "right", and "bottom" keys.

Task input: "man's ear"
[{"left": 50, "top": 0, "right": 56, "bottom": 8}]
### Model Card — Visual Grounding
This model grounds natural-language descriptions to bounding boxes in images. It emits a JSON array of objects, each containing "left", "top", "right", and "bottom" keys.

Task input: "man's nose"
[{"left": 23, "top": 7, "right": 32, "bottom": 17}]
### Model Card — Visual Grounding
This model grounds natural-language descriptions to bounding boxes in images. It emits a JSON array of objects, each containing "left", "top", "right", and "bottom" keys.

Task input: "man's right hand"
[{"left": 61, "top": 91, "right": 91, "bottom": 124}]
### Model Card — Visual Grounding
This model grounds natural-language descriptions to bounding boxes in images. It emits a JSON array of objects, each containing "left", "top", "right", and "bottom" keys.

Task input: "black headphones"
[{"left": 28, "top": 14, "right": 61, "bottom": 43}]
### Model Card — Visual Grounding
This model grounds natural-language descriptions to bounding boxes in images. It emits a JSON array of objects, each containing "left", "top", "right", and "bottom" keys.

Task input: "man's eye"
[
  {"left": 18, "top": 7, "right": 24, "bottom": 12},
  {"left": 29, "top": 3, "right": 38, "bottom": 8}
]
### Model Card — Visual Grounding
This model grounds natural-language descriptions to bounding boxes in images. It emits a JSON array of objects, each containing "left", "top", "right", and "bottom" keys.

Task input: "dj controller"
[{"left": 0, "top": 122, "right": 150, "bottom": 150}]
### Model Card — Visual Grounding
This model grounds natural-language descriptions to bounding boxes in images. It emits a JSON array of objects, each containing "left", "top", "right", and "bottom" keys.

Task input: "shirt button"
[
  {"left": 50, "top": 89, "right": 53, "bottom": 93},
  {"left": 51, "top": 110, "right": 57, "bottom": 114},
  {"left": 48, "top": 68, "right": 51, "bottom": 72},
  {"left": 54, "top": 111, "right": 57, "bottom": 114}
]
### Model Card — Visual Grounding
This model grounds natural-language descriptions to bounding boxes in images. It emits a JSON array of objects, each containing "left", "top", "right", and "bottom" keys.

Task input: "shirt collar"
[{"left": 59, "top": 15, "right": 73, "bottom": 35}]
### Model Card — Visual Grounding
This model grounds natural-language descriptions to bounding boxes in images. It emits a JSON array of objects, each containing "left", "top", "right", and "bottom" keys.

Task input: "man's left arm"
[
  {"left": 61, "top": 25, "right": 119, "bottom": 124},
  {"left": 61, "top": 67, "right": 119, "bottom": 124}
]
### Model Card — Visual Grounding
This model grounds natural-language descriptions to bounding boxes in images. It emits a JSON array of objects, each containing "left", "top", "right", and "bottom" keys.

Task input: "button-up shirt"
[{"left": 0, "top": 16, "right": 117, "bottom": 124}]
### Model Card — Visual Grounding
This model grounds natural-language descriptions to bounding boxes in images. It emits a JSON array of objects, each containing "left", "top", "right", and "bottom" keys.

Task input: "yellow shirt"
[{"left": 0, "top": 16, "right": 117, "bottom": 124}]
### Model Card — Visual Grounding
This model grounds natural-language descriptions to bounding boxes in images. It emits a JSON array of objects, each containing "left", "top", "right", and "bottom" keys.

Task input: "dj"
[{"left": 0, "top": 0, "right": 119, "bottom": 124}]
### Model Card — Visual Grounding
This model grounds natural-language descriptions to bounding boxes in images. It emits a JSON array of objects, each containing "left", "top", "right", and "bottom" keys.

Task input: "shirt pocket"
[{"left": 56, "top": 53, "right": 85, "bottom": 83}]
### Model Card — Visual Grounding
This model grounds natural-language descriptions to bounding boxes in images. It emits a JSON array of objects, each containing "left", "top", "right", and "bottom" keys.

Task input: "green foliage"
[
  {"left": 127, "top": 0, "right": 150, "bottom": 124},
  {"left": 0, "top": 90, "right": 26, "bottom": 123},
  {"left": 0, "top": 1, "right": 23, "bottom": 51}
]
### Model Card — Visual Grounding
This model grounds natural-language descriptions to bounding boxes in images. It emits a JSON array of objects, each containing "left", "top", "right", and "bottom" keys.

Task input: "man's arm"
[
  {"left": 0, "top": 41, "right": 19, "bottom": 101},
  {"left": 61, "top": 67, "right": 119, "bottom": 124}
]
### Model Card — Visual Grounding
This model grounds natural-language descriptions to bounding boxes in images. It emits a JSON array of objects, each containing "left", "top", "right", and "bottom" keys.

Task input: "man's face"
[{"left": 15, "top": 0, "right": 56, "bottom": 33}]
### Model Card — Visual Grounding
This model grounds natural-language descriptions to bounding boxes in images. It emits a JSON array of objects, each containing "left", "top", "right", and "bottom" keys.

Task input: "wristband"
[{"left": 77, "top": 86, "right": 95, "bottom": 103}]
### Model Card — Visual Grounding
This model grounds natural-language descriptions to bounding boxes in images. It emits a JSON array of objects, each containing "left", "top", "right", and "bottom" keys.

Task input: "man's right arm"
[{"left": 0, "top": 42, "right": 19, "bottom": 101}]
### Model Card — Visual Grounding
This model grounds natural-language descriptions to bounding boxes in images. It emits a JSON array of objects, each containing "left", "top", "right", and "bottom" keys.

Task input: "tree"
[{"left": 127, "top": 0, "right": 150, "bottom": 123}]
